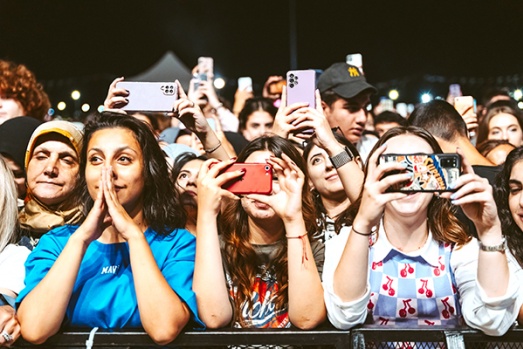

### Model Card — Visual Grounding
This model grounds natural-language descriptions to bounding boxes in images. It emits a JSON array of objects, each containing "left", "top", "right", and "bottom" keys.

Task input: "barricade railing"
[{"left": 12, "top": 325, "right": 523, "bottom": 348}]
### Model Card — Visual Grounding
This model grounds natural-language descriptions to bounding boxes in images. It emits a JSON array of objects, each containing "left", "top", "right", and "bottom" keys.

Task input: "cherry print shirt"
[{"left": 322, "top": 223, "right": 520, "bottom": 336}]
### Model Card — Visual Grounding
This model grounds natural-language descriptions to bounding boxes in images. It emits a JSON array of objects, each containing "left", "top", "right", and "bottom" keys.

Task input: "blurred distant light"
[
  {"left": 366, "top": 104, "right": 372, "bottom": 111},
  {"left": 514, "top": 89, "right": 522, "bottom": 100},
  {"left": 388, "top": 89, "right": 399, "bottom": 101},
  {"left": 213, "top": 78, "right": 225, "bottom": 89},
  {"left": 421, "top": 93, "right": 433, "bottom": 103},
  {"left": 57, "top": 101, "right": 66, "bottom": 111},
  {"left": 48, "top": 108, "right": 55, "bottom": 116},
  {"left": 81, "top": 103, "right": 90, "bottom": 112},
  {"left": 71, "top": 90, "right": 81, "bottom": 100},
  {"left": 97, "top": 105, "right": 104, "bottom": 113},
  {"left": 518, "top": 101, "right": 523, "bottom": 109}
]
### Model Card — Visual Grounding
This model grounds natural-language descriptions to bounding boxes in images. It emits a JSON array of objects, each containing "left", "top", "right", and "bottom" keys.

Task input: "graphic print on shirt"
[
  {"left": 366, "top": 242, "right": 460, "bottom": 326},
  {"left": 227, "top": 264, "right": 290, "bottom": 328}
]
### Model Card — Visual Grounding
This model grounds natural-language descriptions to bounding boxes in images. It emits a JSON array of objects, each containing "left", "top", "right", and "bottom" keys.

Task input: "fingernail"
[
  {"left": 451, "top": 200, "right": 457, "bottom": 205},
  {"left": 230, "top": 157, "right": 237, "bottom": 161},
  {"left": 401, "top": 162, "right": 408, "bottom": 168},
  {"left": 406, "top": 172, "right": 414, "bottom": 178},
  {"left": 450, "top": 193, "right": 456, "bottom": 200}
]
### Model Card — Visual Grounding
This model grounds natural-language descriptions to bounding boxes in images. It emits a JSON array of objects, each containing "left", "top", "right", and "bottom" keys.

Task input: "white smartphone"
[
  {"left": 197, "top": 57, "right": 214, "bottom": 82},
  {"left": 238, "top": 77, "right": 253, "bottom": 92},
  {"left": 116, "top": 81, "right": 178, "bottom": 112},
  {"left": 346, "top": 53, "right": 363, "bottom": 74}
]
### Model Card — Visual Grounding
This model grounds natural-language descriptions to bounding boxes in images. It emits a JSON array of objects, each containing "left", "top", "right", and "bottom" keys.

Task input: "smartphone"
[
  {"left": 449, "top": 84, "right": 462, "bottom": 98},
  {"left": 379, "top": 153, "right": 461, "bottom": 192},
  {"left": 238, "top": 77, "right": 253, "bottom": 92},
  {"left": 346, "top": 53, "right": 363, "bottom": 74},
  {"left": 268, "top": 79, "right": 286, "bottom": 95},
  {"left": 197, "top": 57, "right": 213, "bottom": 82},
  {"left": 220, "top": 163, "right": 273, "bottom": 195},
  {"left": 454, "top": 96, "right": 476, "bottom": 114},
  {"left": 286, "top": 70, "right": 316, "bottom": 108},
  {"left": 116, "top": 81, "right": 178, "bottom": 112}
]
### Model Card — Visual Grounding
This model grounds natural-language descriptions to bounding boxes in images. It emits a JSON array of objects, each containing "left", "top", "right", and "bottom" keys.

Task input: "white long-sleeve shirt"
[{"left": 322, "top": 224, "right": 521, "bottom": 336}]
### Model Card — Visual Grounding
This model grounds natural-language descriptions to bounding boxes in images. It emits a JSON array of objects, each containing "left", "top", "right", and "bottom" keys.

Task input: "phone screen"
[{"left": 380, "top": 153, "right": 460, "bottom": 192}]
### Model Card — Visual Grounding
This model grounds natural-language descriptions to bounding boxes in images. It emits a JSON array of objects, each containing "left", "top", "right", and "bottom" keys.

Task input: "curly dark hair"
[
  {"left": 494, "top": 146, "right": 523, "bottom": 267},
  {"left": 76, "top": 112, "right": 186, "bottom": 235},
  {"left": 0, "top": 60, "right": 50, "bottom": 120},
  {"left": 219, "top": 135, "right": 316, "bottom": 326}
]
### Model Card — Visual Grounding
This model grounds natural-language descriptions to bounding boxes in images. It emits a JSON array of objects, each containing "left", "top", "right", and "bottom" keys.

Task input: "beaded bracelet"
[{"left": 287, "top": 233, "right": 309, "bottom": 264}]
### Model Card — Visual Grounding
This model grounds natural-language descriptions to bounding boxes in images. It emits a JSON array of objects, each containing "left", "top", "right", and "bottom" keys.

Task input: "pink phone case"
[
  {"left": 220, "top": 163, "right": 273, "bottom": 195},
  {"left": 116, "top": 81, "right": 178, "bottom": 112},
  {"left": 286, "top": 70, "right": 316, "bottom": 108}
]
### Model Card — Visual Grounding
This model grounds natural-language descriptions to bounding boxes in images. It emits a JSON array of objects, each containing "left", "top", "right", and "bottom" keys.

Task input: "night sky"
[{"left": 1, "top": 0, "right": 522, "bottom": 113}]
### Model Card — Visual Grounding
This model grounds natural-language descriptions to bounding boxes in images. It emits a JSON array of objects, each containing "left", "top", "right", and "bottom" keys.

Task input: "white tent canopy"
[{"left": 129, "top": 51, "right": 192, "bottom": 90}]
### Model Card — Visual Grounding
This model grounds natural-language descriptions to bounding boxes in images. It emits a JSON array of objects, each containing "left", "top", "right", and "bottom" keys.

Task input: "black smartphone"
[{"left": 379, "top": 153, "right": 461, "bottom": 192}]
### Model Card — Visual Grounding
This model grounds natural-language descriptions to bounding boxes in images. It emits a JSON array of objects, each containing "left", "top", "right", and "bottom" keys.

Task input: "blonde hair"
[{"left": 0, "top": 155, "right": 19, "bottom": 252}]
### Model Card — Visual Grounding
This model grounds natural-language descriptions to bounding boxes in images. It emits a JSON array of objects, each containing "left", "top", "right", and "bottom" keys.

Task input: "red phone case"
[{"left": 220, "top": 163, "right": 273, "bottom": 195}]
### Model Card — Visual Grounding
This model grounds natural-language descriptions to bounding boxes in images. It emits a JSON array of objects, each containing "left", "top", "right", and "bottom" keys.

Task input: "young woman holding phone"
[
  {"left": 193, "top": 135, "right": 326, "bottom": 329},
  {"left": 323, "top": 126, "right": 519, "bottom": 335}
]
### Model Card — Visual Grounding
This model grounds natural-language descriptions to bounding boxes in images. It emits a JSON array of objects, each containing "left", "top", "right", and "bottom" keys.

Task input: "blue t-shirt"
[{"left": 17, "top": 225, "right": 204, "bottom": 330}]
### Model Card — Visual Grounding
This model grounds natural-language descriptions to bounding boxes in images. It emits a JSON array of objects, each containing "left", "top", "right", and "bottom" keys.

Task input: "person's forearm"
[
  {"left": 193, "top": 212, "right": 233, "bottom": 328},
  {"left": 285, "top": 219, "right": 326, "bottom": 329},
  {"left": 333, "top": 220, "right": 372, "bottom": 302},
  {"left": 196, "top": 130, "right": 230, "bottom": 160},
  {"left": 18, "top": 234, "right": 88, "bottom": 344},
  {"left": 323, "top": 142, "right": 364, "bottom": 204},
  {"left": 128, "top": 234, "right": 190, "bottom": 345},
  {"left": 477, "top": 225, "right": 510, "bottom": 297}
]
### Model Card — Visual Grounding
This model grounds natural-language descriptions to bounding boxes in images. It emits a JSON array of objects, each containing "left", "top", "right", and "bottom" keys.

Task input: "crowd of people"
[{"left": 1, "top": 57, "right": 523, "bottom": 346}]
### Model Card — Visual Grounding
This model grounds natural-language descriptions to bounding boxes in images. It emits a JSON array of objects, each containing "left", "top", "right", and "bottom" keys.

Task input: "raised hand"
[
  {"left": 246, "top": 154, "right": 305, "bottom": 222},
  {"left": 197, "top": 158, "right": 241, "bottom": 216},
  {"left": 103, "top": 77, "right": 129, "bottom": 112}
]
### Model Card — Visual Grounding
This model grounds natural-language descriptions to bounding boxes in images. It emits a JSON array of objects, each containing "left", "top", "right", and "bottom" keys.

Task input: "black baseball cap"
[{"left": 317, "top": 62, "right": 377, "bottom": 99}]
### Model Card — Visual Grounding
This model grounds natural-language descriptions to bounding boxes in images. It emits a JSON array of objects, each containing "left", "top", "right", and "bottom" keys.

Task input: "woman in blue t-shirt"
[{"left": 17, "top": 112, "right": 202, "bottom": 345}]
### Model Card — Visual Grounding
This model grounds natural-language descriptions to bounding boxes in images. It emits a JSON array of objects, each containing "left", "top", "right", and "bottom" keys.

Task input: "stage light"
[
  {"left": 71, "top": 90, "right": 81, "bottom": 100},
  {"left": 514, "top": 89, "right": 522, "bottom": 100},
  {"left": 388, "top": 89, "right": 399, "bottom": 101},
  {"left": 421, "top": 93, "right": 433, "bottom": 103},
  {"left": 213, "top": 78, "right": 225, "bottom": 89},
  {"left": 57, "top": 101, "right": 66, "bottom": 111},
  {"left": 97, "top": 105, "right": 104, "bottom": 113},
  {"left": 81, "top": 103, "right": 90, "bottom": 112}
]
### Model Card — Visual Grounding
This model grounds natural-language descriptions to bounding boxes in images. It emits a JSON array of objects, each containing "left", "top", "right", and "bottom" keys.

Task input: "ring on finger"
[{"left": 2, "top": 331, "right": 13, "bottom": 342}]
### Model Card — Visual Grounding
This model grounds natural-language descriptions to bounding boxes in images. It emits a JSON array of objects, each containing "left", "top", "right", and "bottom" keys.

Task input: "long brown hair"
[
  {"left": 219, "top": 135, "right": 316, "bottom": 325},
  {"left": 342, "top": 126, "right": 471, "bottom": 246}
]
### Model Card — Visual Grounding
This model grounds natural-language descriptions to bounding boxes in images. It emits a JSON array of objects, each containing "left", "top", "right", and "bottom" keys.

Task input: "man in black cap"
[{"left": 317, "top": 63, "right": 377, "bottom": 161}]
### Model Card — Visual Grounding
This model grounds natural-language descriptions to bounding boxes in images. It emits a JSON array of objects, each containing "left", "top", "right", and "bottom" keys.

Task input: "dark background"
[{"left": 1, "top": 0, "right": 522, "bottom": 118}]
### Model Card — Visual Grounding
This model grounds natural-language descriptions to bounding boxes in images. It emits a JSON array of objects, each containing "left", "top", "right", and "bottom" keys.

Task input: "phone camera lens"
[
  {"left": 289, "top": 74, "right": 295, "bottom": 78},
  {"left": 265, "top": 165, "right": 270, "bottom": 171},
  {"left": 289, "top": 83, "right": 294, "bottom": 88}
]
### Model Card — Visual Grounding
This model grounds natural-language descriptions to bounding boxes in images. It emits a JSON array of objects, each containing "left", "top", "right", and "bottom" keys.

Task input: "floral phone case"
[{"left": 380, "top": 153, "right": 461, "bottom": 192}]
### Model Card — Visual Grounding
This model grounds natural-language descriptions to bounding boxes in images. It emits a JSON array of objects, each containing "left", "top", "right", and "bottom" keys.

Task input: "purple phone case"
[
  {"left": 286, "top": 70, "right": 316, "bottom": 108},
  {"left": 117, "top": 82, "right": 178, "bottom": 112}
]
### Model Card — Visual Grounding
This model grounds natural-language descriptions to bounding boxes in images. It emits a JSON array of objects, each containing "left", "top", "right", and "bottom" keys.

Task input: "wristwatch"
[
  {"left": 329, "top": 147, "right": 354, "bottom": 169},
  {"left": 478, "top": 236, "right": 507, "bottom": 252}
]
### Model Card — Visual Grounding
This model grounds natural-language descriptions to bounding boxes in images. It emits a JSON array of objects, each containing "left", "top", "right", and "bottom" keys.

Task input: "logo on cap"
[{"left": 348, "top": 67, "right": 360, "bottom": 77}]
